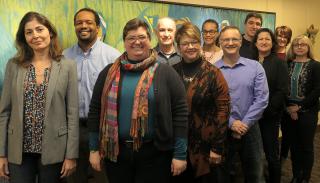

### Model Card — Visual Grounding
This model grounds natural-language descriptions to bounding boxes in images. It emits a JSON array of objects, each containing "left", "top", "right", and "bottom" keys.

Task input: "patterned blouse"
[
  {"left": 288, "top": 61, "right": 310, "bottom": 102},
  {"left": 174, "top": 59, "right": 230, "bottom": 177},
  {"left": 23, "top": 65, "right": 50, "bottom": 153}
]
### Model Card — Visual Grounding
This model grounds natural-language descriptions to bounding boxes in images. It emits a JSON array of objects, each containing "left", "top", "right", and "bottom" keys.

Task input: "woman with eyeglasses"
[
  {"left": 87, "top": 18, "right": 188, "bottom": 183},
  {"left": 275, "top": 25, "right": 293, "bottom": 168},
  {"left": 172, "top": 22, "right": 230, "bottom": 183},
  {"left": 252, "top": 28, "right": 288, "bottom": 183},
  {"left": 275, "top": 26, "right": 292, "bottom": 60},
  {"left": 201, "top": 19, "right": 223, "bottom": 64},
  {"left": 285, "top": 35, "right": 320, "bottom": 183}
]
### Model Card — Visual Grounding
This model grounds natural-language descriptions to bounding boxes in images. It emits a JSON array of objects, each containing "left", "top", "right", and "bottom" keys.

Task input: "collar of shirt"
[
  {"left": 215, "top": 57, "right": 247, "bottom": 69},
  {"left": 75, "top": 39, "right": 100, "bottom": 57},
  {"left": 154, "top": 44, "right": 180, "bottom": 57}
]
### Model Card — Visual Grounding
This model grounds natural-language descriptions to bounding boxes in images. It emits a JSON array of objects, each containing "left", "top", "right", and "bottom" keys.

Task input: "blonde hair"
[
  {"left": 175, "top": 22, "right": 201, "bottom": 45},
  {"left": 287, "top": 35, "right": 314, "bottom": 61}
]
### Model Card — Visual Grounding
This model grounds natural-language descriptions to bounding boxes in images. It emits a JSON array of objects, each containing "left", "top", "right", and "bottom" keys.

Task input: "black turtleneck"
[
  {"left": 181, "top": 57, "right": 202, "bottom": 77},
  {"left": 173, "top": 57, "right": 203, "bottom": 89}
]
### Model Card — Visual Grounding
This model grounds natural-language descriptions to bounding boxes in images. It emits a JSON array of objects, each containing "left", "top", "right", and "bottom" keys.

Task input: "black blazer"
[
  {"left": 287, "top": 59, "right": 320, "bottom": 112},
  {"left": 261, "top": 53, "right": 288, "bottom": 118}
]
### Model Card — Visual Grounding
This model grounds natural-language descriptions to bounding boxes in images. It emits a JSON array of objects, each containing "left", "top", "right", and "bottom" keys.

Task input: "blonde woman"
[{"left": 285, "top": 35, "right": 320, "bottom": 183}]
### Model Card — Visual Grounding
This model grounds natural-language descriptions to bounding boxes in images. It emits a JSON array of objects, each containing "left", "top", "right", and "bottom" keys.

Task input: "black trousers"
[
  {"left": 105, "top": 141, "right": 172, "bottom": 183},
  {"left": 259, "top": 116, "right": 281, "bottom": 183},
  {"left": 8, "top": 153, "right": 63, "bottom": 183},
  {"left": 67, "top": 120, "right": 108, "bottom": 183},
  {"left": 172, "top": 155, "right": 227, "bottom": 183},
  {"left": 280, "top": 114, "right": 291, "bottom": 159},
  {"left": 286, "top": 111, "right": 318, "bottom": 181}
]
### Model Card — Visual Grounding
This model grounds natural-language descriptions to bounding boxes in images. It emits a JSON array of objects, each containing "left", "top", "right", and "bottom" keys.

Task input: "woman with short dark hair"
[
  {"left": 88, "top": 18, "right": 188, "bottom": 183},
  {"left": 252, "top": 28, "right": 288, "bottom": 183}
]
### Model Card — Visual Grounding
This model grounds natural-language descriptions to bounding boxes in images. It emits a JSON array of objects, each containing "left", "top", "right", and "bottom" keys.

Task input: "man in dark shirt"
[{"left": 239, "top": 12, "right": 262, "bottom": 59}]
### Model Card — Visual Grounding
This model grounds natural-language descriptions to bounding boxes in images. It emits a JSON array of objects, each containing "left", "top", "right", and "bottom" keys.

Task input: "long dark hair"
[
  {"left": 252, "top": 28, "right": 277, "bottom": 60},
  {"left": 14, "top": 11, "right": 62, "bottom": 66}
]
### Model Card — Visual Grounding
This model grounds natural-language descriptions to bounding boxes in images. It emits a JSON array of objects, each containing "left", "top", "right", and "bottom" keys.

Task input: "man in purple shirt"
[{"left": 215, "top": 26, "right": 269, "bottom": 183}]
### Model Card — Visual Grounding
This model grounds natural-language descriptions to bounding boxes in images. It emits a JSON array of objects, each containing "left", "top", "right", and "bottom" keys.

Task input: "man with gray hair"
[{"left": 154, "top": 17, "right": 181, "bottom": 65}]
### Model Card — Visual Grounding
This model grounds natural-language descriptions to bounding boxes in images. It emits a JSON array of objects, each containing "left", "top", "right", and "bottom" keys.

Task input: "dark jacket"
[
  {"left": 174, "top": 60, "right": 230, "bottom": 177},
  {"left": 261, "top": 53, "right": 288, "bottom": 118},
  {"left": 287, "top": 59, "right": 320, "bottom": 112},
  {"left": 87, "top": 62, "right": 188, "bottom": 151}
]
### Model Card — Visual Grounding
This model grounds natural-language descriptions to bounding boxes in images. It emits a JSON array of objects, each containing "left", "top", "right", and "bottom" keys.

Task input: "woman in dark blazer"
[
  {"left": 252, "top": 28, "right": 289, "bottom": 183},
  {"left": 0, "top": 12, "right": 79, "bottom": 183},
  {"left": 285, "top": 35, "right": 320, "bottom": 183}
]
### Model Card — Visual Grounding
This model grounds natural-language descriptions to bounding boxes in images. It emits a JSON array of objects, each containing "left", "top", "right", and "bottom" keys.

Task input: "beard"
[{"left": 77, "top": 34, "right": 97, "bottom": 44}]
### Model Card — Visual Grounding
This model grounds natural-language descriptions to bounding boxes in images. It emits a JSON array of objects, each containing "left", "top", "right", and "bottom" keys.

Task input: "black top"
[
  {"left": 180, "top": 58, "right": 202, "bottom": 88},
  {"left": 181, "top": 58, "right": 202, "bottom": 76},
  {"left": 87, "top": 62, "right": 188, "bottom": 151},
  {"left": 260, "top": 53, "right": 288, "bottom": 118},
  {"left": 239, "top": 35, "right": 255, "bottom": 60}
]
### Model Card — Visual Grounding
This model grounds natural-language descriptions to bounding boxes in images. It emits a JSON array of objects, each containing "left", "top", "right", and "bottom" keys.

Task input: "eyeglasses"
[
  {"left": 179, "top": 41, "right": 200, "bottom": 47},
  {"left": 220, "top": 38, "right": 241, "bottom": 44},
  {"left": 125, "top": 35, "right": 148, "bottom": 43},
  {"left": 293, "top": 43, "right": 308, "bottom": 48},
  {"left": 202, "top": 30, "right": 217, "bottom": 35}
]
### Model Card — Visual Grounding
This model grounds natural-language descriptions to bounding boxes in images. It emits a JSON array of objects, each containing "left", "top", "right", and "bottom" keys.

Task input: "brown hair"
[
  {"left": 14, "top": 11, "right": 62, "bottom": 66},
  {"left": 175, "top": 22, "right": 201, "bottom": 45},
  {"left": 122, "top": 18, "right": 151, "bottom": 41},
  {"left": 244, "top": 12, "right": 263, "bottom": 25},
  {"left": 252, "top": 28, "right": 277, "bottom": 59},
  {"left": 275, "top": 26, "right": 292, "bottom": 45}
]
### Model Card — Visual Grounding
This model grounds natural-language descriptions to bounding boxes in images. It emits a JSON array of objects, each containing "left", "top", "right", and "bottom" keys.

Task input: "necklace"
[{"left": 181, "top": 67, "right": 199, "bottom": 83}]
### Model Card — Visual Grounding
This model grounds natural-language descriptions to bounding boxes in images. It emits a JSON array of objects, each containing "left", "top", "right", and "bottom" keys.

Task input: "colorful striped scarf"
[{"left": 99, "top": 50, "right": 158, "bottom": 162}]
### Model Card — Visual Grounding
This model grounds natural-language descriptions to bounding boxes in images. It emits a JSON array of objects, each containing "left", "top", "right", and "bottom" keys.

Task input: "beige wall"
[{"left": 161, "top": 0, "right": 320, "bottom": 60}]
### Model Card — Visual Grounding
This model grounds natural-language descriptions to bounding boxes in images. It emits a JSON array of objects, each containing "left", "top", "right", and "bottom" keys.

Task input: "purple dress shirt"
[{"left": 215, "top": 57, "right": 269, "bottom": 128}]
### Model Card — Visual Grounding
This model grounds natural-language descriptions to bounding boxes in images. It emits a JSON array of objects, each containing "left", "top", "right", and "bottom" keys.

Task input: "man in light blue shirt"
[
  {"left": 215, "top": 26, "right": 269, "bottom": 183},
  {"left": 63, "top": 8, "right": 120, "bottom": 183}
]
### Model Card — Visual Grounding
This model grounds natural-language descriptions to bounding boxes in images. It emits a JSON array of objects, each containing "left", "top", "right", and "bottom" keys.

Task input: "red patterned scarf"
[{"left": 99, "top": 50, "right": 158, "bottom": 162}]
